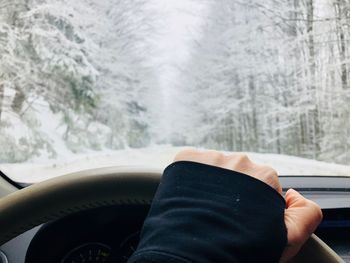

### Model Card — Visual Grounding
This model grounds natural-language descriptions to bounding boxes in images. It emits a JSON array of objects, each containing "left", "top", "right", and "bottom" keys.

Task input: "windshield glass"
[{"left": 1, "top": 0, "right": 350, "bottom": 183}]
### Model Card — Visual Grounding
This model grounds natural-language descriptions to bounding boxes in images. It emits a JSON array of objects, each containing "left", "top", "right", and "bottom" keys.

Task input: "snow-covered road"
[{"left": 1, "top": 145, "right": 350, "bottom": 183}]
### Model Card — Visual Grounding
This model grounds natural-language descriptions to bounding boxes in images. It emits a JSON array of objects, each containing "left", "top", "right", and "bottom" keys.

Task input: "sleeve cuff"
[{"left": 129, "top": 161, "right": 287, "bottom": 263}]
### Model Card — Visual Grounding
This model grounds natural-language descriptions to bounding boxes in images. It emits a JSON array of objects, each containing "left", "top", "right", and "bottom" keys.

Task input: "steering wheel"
[{"left": 0, "top": 167, "right": 344, "bottom": 263}]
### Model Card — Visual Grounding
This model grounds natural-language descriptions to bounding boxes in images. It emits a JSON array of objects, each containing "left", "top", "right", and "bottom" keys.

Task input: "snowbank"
[{"left": 1, "top": 145, "right": 350, "bottom": 184}]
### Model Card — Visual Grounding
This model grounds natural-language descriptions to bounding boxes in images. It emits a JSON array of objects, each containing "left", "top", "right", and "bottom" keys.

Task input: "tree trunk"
[
  {"left": 276, "top": 114, "right": 281, "bottom": 154},
  {"left": 0, "top": 83, "right": 4, "bottom": 122},
  {"left": 306, "top": 0, "right": 321, "bottom": 158},
  {"left": 11, "top": 85, "right": 26, "bottom": 113},
  {"left": 248, "top": 75, "right": 258, "bottom": 150},
  {"left": 307, "top": 0, "right": 316, "bottom": 82},
  {"left": 335, "top": 0, "right": 348, "bottom": 89}
]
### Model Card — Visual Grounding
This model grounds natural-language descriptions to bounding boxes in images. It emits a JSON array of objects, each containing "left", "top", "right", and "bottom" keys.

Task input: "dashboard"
[
  {"left": 1, "top": 205, "right": 350, "bottom": 262},
  {"left": 316, "top": 208, "right": 350, "bottom": 262},
  {"left": 1, "top": 178, "right": 350, "bottom": 263},
  {"left": 0, "top": 205, "right": 150, "bottom": 263}
]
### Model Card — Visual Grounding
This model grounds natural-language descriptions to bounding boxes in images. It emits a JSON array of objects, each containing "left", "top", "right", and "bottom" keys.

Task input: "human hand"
[
  {"left": 174, "top": 149, "right": 323, "bottom": 262},
  {"left": 174, "top": 148, "right": 282, "bottom": 193},
  {"left": 280, "top": 189, "right": 323, "bottom": 262}
]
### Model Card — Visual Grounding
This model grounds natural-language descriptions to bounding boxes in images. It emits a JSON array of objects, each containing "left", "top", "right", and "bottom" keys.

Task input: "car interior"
[
  {"left": 1, "top": 0, "right": 350, "bottom": 262},
  {"left": 0, "top": 167, "right": 348, "bottom": 263}
]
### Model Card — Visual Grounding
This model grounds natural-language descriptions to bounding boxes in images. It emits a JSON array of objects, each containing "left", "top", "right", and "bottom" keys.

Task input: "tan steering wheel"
[{"left": 0, "top": 167, "right": 344, "bottom": 263}]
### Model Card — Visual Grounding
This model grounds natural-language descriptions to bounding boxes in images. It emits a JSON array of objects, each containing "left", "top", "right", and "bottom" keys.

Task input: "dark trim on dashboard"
[
  {"left": 279, "top": 176, "right": 350, "bottom": 178},
  {"left": 282, "top": 188, "right": 350, "bottom": 192},
  {"left": 1, "top": 173, "right": 350, "bottom": 191},
  {"left": 0, "top": 170, "right": 23, "bottom": 189},
  {"left": 279, "top": 176, "right": 350, "bottom": 191}
]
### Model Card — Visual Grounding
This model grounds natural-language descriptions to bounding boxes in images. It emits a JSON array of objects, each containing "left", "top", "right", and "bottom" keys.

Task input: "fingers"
[
  {"left": 286, "top": 189, "right": 323, "bottom": 222},
  {"left": 175, "top": 150, "right": 323, "bottom": 263},
  {"left": 174, "top": 148, "right": 225, "bottom": 166},
  {"left": 175, "top": 149, "right": 255, "bottom": 172},
  {"left": 286, "top": 189, "right": 306, "bottom": 207},
  {"left": 281, "top": 189, "right": 323, "bottom": 262},
  {"left": 174, "top": 149, "right": 282, "bottom": 194},
  {"left": 285, "top": 189, "right": 323, "bottom": 234}
]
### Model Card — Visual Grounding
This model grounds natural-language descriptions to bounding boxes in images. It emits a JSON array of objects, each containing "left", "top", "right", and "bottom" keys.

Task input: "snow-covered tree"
[
  {"left": 173, "top": 0, "right": 350, "bottom": 164},
  {"left": 0, "top": 0, "right": 160, "bottom": 161}
]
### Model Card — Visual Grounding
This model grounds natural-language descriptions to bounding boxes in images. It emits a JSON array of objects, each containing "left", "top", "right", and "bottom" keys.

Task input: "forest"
[
  {"left": 0, "top": 0, "right": 350, "bottom": 165},
  {"left": 172, "top": 0, "right": 350, "bottom": 164}
]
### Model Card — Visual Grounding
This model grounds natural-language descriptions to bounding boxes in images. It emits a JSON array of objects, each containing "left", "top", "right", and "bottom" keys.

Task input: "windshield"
[{"left": 1, "top": 0, "right": 350, "bottom": 183}]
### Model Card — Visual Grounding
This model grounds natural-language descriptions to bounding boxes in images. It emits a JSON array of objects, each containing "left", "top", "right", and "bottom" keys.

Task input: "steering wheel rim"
[
  {"left": 0, "top": 166, "right": 160, "bottom": 244},
  {"left": 0, "top": 166, "right": 344, "bottom": 262}
]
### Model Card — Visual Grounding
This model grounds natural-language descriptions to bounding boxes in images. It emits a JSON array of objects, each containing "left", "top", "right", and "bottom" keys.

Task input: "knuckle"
[
  {"left": 270, "top": 167, "right": 278, "bottom": 176},
  {"left": 261, "top": 165, "right": 278, "bottom": 174},
  {"left": 257, "top": 165, "right": 279, "bottom": 181},
  {"left": 235, "top": 153, "right": 250, "bottom": 163},
  {"left": 267, "top": 167, "right": 279, "bottom": 180}
]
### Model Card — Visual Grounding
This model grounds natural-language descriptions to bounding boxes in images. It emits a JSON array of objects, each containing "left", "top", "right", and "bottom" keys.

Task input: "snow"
[
  {"left": 2, "top": 0, "right": 350, "bottom": 182},
  {"left": 1, "top": 145, "right": 350, "bottom": 184},
  {"left": 31, "top": 98, "right": 74, "bottom": 159}
]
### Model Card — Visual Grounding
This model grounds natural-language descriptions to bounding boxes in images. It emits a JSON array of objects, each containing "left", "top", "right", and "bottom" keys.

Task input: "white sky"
[{"left": 152, "top": 1, "right": 208, "bottom": 70}]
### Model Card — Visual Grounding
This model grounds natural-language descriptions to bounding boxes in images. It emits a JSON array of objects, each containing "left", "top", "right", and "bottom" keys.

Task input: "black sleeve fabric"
[{"left": 128, "top": 161, "right": 287, "bottom": 263}]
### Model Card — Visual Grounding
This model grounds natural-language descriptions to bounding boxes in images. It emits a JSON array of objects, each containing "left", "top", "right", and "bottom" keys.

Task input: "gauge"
[
  {"left": 0, "top": 251, "right": 8, "bottom": 263},
  {"left": 119, "top": 232, "right": 140, "bottom": 262},
  {"left": 61, "top": 243, "right": 111, "bottom": 263}
]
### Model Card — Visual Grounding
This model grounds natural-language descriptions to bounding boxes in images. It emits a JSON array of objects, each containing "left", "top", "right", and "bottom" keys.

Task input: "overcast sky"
[{"left": 151, "top": 1, "right": 209, "bottom": 88}]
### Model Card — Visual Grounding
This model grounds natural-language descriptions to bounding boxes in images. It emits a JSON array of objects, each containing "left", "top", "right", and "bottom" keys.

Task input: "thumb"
[
  {"left": 285, "top": 189, "right": 322, "bottom": 237},
  {"left": 285, "top": 188, "right": 308, "bottom": 208},
  {"left": 280, "top": 189, "right": 323, "bottom": 263}
]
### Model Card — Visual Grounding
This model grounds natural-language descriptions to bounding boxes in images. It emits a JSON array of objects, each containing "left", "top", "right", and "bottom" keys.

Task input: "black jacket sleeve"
[{"left": 128, "top": 161, "right": 287, "bottom": 263}]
